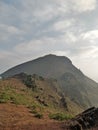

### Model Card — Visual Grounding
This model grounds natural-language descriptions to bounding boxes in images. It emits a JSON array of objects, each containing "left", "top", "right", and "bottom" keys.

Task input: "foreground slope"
[
  {"left": 1, "top": 54, "right": 98, "bottom": 108},
  {"left": 0, "top": 74, "right": 81, "bottom": 129},
  {"left": 0, "top": 103, "right": 68, "bottom": 130}
]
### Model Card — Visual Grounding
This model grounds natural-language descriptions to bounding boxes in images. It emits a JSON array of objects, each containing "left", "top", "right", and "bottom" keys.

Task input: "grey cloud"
[{"left": 0, "top": 0, "right": 98, "bottom": 81}]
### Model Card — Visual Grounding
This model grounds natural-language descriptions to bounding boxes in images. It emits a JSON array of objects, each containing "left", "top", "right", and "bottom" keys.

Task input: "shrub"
[
  {"left": 0, "top": 92, "right": 10, "bottom": 103},
  {"left": 24, "top": 75, "right": 33, "bottom": 87},
  {"left": 28, "top": 105, "right": 38, "bottom": 114},
  {"left": 24, "top": 75, "right": 37, "bottom": 90},
  {"left": 34, "top": 113, "right": 43, "bottom": 119},
  {"left": 39, "top": 76, "right": 44, "bottom": 81},
  {"left": 49, "top": 113, "right": 72, "bottom": 121},
  {"left": 31, "top": 109, "right": 38, "bottom": 114}
]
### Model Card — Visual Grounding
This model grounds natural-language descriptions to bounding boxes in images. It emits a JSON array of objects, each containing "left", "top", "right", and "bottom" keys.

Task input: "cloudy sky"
[{"left": 0, "top": 0, "right": 98, "bottom": 82}]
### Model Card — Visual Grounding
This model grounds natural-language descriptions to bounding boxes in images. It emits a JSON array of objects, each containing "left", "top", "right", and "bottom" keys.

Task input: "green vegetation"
[
  {"left": 0, "top": 90, "right": 28, "bottom": 105},
  {"left": 0, "top": 86, "right": 35, "bottom": 106},
  {"left": 0, "top": 92, "right": 10, "bottom": 103},
  {"left": 0, "top": 73, "right": 83, "bottom": 117},
  {"left": 29, "top": 106, "right": 43, "bottom": 119},
  {"left": 34, "top": 113, "right": 43, "bottom": 119},
  {"left": 28, "top": 104, "right": 38, "bottom": 114},
  {"left": 24, "top": 75, "right": 37, "bottom": 90},
  {"left": 49, "top": 113, "right": 73, "bottom": 121},
  {"left": 0, "top": 84, "right": 45, "bottom": 115}
]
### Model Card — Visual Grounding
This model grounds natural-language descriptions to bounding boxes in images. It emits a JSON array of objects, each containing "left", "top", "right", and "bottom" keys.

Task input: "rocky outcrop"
[{"left": 69, "top": 107, "right": 98, "bottom": 130}]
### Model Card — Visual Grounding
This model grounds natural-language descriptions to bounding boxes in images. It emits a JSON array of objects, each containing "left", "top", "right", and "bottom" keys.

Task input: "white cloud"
[
  {"left": 14, "top": 40, "right": 44, "bottom": 53},
  {"left": 7, "top": 26, "right": 20, "bottom": 34},
  {"left": 13, "top": 32, "right": 79, "bottom": 58},
  {"left": 0, "top": 24, "right": 24, "bottom": 42},
  {"left": 52, "top": 51, "right": 70, "bottom": 57},
  {"left": 51, "top": 0, "right": 97, "bottom": 13},
  {"left": 53, "top": 19, "right": 74, "bottom": 31},
  {"left": 72, "top": 0, "right": 97, "bottom": 12},
  {"left": 82, "top": 30, "right": 98, "bottom": 41},
  {"left": 0, "top": 51, "right": 12, "bottom": 60},
  {"left": 0, "top": 50, "right": 18, "bottom": 73},
  {"left": 65, "top": 32, "right": 78, "bottom": 43},
  {"left": 13, "top": 29, "right": 98, "bottom": 58},
  {"left": 33, "top": 6, "right": 58, "bottom": 22}
]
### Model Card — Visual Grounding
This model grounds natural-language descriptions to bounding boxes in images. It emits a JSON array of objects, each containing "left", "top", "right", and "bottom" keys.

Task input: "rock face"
[{"left": 69, "top": 107, "right": 98, "bottom": 130}]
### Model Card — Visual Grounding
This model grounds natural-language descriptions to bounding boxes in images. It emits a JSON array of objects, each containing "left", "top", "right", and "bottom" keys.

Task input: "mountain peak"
[
  {"left": 1, "top": 54, "right": 72, "bottom": 78},
  {"left": 43, "top": 54, "right": 68, "bottom": 58},
  {"left": 43, "top": 54, "right": 56, "bottom": 57},
  {"left": 39, "top": 54, "right": 72, "bottom": 64}
]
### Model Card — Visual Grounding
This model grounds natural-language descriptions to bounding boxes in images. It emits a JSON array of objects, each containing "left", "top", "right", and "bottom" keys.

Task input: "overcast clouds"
[{"left": 0, "top": 0, "right": 98, "bottom": 82}]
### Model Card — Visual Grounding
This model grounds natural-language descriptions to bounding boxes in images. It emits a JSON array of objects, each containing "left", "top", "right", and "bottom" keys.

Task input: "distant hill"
[{"left": 1, "top": 54, "right": 98, "bottom": 108}]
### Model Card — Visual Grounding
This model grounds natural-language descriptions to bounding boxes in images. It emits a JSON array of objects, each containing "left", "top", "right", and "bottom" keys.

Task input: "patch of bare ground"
[{"left": 0, "top": 103, "right": 68, "bottom": 130}]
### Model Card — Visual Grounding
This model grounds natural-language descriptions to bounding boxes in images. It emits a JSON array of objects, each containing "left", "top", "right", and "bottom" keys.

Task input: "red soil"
[{"left": 0, "top": 103, "right": 68, "bottom": 130}]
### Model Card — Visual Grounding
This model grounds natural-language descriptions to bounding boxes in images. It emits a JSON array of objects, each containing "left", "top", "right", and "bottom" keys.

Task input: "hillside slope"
[
  {"left": 0, "top": 73, "right": 82, "bottom": 114},
  {"left": 1, "top": 54, "right": 98, "bottom": 108}
]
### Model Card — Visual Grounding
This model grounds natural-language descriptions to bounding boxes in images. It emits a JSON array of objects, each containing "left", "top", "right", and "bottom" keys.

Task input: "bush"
[
  {"left": 24, "top": 75, "right": 37, "bottom": 90},
  {"left": 49, "top": 113, "right": 72, "bottom": 121},
  {"left": 34, "top": 113, "right": 43, "bottom": 119},
  {"left": 0, "top": 92, "right": 10, "bottom": 103},
  {"left": 24, "top": 75, "right": 33, "bottom": 87}
]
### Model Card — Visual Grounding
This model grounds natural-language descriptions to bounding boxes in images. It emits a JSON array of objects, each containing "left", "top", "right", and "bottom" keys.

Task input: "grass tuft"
[{"left": 49, "top": 113, "right": 73, "bottom": 121}]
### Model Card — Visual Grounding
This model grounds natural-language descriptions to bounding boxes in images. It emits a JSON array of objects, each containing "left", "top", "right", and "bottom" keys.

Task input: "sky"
[{"left": 0, "top": 0, "right": 98, "bottom": 82}]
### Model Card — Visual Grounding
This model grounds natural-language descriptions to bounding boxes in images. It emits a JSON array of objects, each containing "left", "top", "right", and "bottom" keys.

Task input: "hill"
[
  {"left": 0, "top": 73, "right": 82, "bottom": 113},
  {"left": 1, "top": 54, "right": 98, "bottom": 109}
]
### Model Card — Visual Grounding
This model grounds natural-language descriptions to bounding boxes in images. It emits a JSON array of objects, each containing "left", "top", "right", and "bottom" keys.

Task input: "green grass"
[
  {"left": 0, "top": 85, "right": 45, "bottom": 113},
  {"left": 0, "top": 91, "right": 28, "bottom": 105},
  {"left": 28, "top": 104, "right": 44, "bottom": 119},
  {"left": 10, "top": 93, "right": 30, "bottom": 105},
  {"left": 0, "top": 86, "right": 34, "bottom": 106},
  {"left": 0, "top": 92, "right": 10, "bottom": 103},
  {"left": 0, "top": 80, "right": 75, "bottom": 120},
  {"left": 49, "top": 112, "right": 73, "bottom": 121}
]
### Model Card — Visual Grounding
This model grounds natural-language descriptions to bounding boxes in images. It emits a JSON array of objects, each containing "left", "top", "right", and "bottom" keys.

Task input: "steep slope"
[
  {"left": 1, "top": 54, "right": 98, "bottom": 109},
  {"left": 59, "top": 72, "right": 98, "bottom": 108},
  {"left": 0, "top": 73, "right": 82, "bottom": 114}
]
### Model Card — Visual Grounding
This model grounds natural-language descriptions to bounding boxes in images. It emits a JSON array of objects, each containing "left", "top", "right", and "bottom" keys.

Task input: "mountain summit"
[
  {"left": 1, "top": 54, "right": 98, "bottom": 109},
  {"left": 1, "top": 54, "right": 78, "bottom": 78}
]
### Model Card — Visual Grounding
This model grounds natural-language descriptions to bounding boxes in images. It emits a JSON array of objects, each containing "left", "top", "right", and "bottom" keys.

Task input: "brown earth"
[
  {"left": 0, "top": 103, "right": 98, "bottom": 130},
  {"left": 0, "top": 103, "right": 68, "bottom": 130}
]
